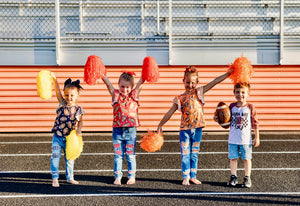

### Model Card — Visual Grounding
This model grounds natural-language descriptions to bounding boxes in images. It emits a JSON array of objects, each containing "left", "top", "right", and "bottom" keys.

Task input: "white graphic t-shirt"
[{"left": 228, "top": 103, "right": 259, "bottom": 145}]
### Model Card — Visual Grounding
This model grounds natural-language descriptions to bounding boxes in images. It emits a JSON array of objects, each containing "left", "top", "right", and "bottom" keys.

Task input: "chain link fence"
[{"left": 0, "top": 0, "right": 299, "bottom": 42}]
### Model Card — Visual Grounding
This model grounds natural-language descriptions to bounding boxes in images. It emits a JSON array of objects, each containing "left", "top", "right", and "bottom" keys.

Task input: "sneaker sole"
[{"left": 227, "top": 182, "right": 238, "bottom": 186}]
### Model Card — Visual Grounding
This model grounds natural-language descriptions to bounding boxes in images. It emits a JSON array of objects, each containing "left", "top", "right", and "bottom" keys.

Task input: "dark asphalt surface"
[{"left": 0, "top": 132, "right": 299, "bottom": 206}]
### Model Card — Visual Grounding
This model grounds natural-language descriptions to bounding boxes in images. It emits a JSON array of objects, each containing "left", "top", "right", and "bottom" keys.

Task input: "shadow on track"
[{"left": 0, "top": 173, "right": 299, "bottom": 205}]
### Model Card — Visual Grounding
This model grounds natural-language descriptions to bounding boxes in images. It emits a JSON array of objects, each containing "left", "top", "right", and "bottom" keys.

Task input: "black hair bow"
[{"left": 64, "top": 78, "right": 83, "bottom": 90}]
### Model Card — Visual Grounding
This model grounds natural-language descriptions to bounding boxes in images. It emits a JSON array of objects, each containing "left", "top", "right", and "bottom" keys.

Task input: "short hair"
[
  {"left": 119, "top": 72, "right": 134, "bottom": 87},
  {"left": 234, "top": 82, "right": 250, "bottom": 92},
  {"left": 184, "top": 66, "right": 198, "bottom": 79}
]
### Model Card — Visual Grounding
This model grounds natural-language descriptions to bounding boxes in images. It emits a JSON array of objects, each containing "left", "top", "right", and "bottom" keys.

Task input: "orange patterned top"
[
  {"left": 173, "top": 86, "right": 205, "bottom": 130},
  {"left": 112, "top": 89, "right": 140, "bottom": 127}
]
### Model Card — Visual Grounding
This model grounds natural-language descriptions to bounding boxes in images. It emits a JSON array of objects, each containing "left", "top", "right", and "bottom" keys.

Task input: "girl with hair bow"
[{"left": 50, "top": 76, "right": 84, "bottom": 187}]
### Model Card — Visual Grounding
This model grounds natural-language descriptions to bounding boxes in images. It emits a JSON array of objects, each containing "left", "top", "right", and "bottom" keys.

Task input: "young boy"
[{"left": 216, "top": 82, "right": 260, "bottom": 188}]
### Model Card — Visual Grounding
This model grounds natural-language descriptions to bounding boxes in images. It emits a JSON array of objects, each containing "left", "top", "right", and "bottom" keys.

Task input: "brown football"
[{"left": 215, "top": 102, "right": 231, "bottom": 129}]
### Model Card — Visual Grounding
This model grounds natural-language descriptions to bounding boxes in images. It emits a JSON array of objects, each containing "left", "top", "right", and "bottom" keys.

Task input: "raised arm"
[
  {"left": 134, "top": 77, "right": 145, "bottom": 97},
  {"left": 157, "top": 103, "right": 178, "bottom": 134},
  {"left": 102, "top": 76, "right": 115, "bottom": 97},
  {"left": 51, "top": 73, "right": 63, "bottom": 104},
  {"left": 203, "top": 69, "right": 233, "bottom": 94}
]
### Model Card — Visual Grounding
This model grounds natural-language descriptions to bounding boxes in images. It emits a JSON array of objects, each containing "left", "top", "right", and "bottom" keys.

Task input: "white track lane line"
[
  {"left": 0, "top": 192, "right": 299, "bottom": 198},
  {"left": 0, "top": 139, "right": 300, "bottom": 144},
  {"left": 0, "top": 151, "right": 299, "bottom": 157},
  {"left": 1, "top": 168, "right": 300, "bottom": 174}
]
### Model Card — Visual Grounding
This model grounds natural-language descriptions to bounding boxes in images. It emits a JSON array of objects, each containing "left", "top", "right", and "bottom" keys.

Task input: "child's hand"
[
  {"left": 157, "top": 126, "right": 163, "bottom": 134},
  {"left": 50, "top": 72, "right": 57, "bottom": 83},
  {"left": 76, "top": 131, "right": 82, "bottom": 136},
  {"left": 100, "top": 73, "right": 106, "bottom": 81},
  {"left": 213, "top": 111, "right": 218, "bottom": 122},
  {"left": 227, "top": 67, "right": 234, "bottom": 75},
  {"left": 252, "top": 138, "right": 260, "bottom": 147}
]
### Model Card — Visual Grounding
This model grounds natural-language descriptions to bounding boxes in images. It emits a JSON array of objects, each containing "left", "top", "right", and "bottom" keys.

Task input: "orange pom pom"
[
  {"left": 140, "top": 131, "right": 164, "bottom": 152},
  {"left": 84, "top": 55, "right": 107, "bottom": 85},
  {"left": 141, "top": 56, "right": 159, "bottom": 83},
  {"left": 228, "top": 55, "right": 254, "bottom": 84}
]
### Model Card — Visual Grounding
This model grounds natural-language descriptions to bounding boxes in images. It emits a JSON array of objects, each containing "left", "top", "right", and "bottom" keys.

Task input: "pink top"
[
  {"left": 173, "top": 86, "right": 205, "bottom": 130},
  {"left": 112, "top": 89, "right": 140, "bottom": 127}
]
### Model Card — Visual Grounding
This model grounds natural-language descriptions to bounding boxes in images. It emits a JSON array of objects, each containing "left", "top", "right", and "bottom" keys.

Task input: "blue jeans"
[
  {"left": 50, "top": 133, "right": 74, "bottom": 181},
  {"left": 112, "top": 127, "right": 137, "bottom": 179},
  {"left": 179, "top": 127, "right": 203, "bottom": 179}
]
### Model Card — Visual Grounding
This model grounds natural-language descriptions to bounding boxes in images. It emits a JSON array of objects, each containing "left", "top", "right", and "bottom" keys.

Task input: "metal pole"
[
  {"left": 55, "top": 0, "right": 61, "bottom": 65},
  {"left": 279, "top": 0, "right": 284, "bottom": 65},
  {"left": 157, "top": 0, "right": 160, "bottom": 34},
  {"left": 168, "top": 0, "right": 172, "bottom": 65},
  {"left": 79, "top": 0, "right": 83, "bottom": 32},
  {"left": 141, "top": 1, "right": 144, "bottom": 35}
]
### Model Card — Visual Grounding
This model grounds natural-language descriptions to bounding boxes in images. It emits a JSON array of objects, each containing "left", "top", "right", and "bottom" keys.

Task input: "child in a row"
[
  {"left": 51, "top": 75, "right": 84, "bottom": 187},
  {"left": 157, "top": 66, "right": 233, "bottom": 185},
  {"left": 214, "top": 82, "right": 260, "bottom": 188},
  {"left": 102, "top": 71, "right": 145, "bottom": 185}
]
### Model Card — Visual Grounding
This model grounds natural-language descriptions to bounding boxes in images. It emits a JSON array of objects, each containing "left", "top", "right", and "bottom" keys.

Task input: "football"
[{"left": 215, "top": 102, "right": 231, "bottom": 129}]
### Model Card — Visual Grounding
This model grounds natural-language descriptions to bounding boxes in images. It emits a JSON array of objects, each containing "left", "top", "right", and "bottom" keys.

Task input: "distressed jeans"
[
  {"left": 112, "top": 127, "right": 137, "bottom": 179},
  {"left": 179, "top": 127, "right": 203, "bottom": 179},
  {"left": 50, "top": 133, "right": 74, "bottom": 181}
]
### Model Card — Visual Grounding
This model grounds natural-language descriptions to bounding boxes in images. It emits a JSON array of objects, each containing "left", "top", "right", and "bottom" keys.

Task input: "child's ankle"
[
  {"left": 52, "top": 179, "right": 59, "bottom": 187},
  {"left": 67, "top": 179, "right": 79, "bottom": 185},
  {"left": 190, "top": 178, "right": 201, "bottom": 185},
  {"left": 127, "top": 177, "right": 136, "bottom": 185},
  {"left": 182, "top": 178, "right": 190, "bottom": 185},
  {"left": 114, "top": 177, "right": 122, "bottom": 185}
]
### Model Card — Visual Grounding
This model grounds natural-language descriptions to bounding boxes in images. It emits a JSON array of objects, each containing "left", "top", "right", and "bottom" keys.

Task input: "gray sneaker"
[
  {"left": 227, "top": 175, "right": 238, "bottom": 186},
  {"left": 242, "top": 176, "right": 252, "bottom": 188}
]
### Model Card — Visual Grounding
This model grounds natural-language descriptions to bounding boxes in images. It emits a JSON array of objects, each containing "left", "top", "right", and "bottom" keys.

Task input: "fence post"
[
  {"left": 279, "top": 0, "right": 284, "bottom": 65},
  {"left": 141, "top": 1, "right": 144, "bottom": 36},
  {"left": 157, "top": 0, "right": 160, "bottom": 34},
  {"left": 168, "top": 0, "right": 172, "bottom": 65},
  {"left": 55, "top": 0, "right": 61, "bottom": 65},
  {"left": 79, "top": 0, "right": 84, "bottom": 32}
]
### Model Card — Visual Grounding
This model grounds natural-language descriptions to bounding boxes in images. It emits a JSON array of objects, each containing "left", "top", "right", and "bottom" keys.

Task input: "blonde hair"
[
  {"left": 184, "top": 66, "right": 198, "bottom": 79},
  {"left": 119, "top": 72, "right": 135, "bottom": 87}
]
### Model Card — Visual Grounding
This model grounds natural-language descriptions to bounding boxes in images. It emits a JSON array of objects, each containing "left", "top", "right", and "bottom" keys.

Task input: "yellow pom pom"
[
  {"left": 66, "top": 130, "right": 84, "bottom": 161},
  {"left": 36, "top": 70, "right": 53, "bottom": 100},
  {"left": 140, "top": 131, "right": 164, "bottom": 152}
]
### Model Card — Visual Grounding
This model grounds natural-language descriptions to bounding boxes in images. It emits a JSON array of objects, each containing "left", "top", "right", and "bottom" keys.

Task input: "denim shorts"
[{"left": 228, "top": 144, "right": 252, "bottom": 160}]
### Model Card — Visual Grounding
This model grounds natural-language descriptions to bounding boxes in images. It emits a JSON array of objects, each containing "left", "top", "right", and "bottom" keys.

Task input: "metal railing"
[{"left": 0, "top": 0, "right": 299, "bottom": 64}]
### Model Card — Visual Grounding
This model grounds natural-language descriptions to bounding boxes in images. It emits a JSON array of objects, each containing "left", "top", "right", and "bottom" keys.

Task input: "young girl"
[
  {"left": 102, "top": 71, "right": 144, "bottom": 185},
  {"left": 157, "top": 66, "right": 232, "bottom": 185},
  {"left": 51, "top": 75, "right": 84, "bottom": 187}
]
